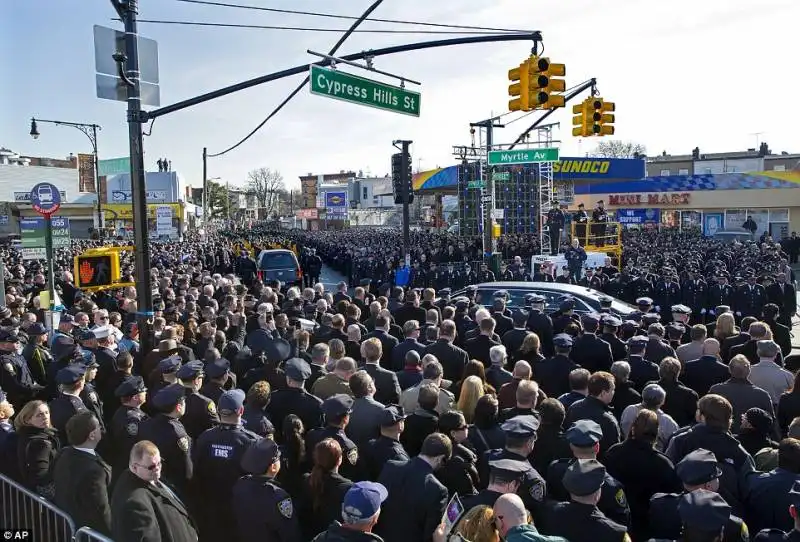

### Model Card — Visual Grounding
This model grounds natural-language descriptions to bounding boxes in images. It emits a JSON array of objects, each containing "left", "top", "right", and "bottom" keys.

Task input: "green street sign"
[
  {"left": 487, "top": 147, "right": 559, "bottom": 166},
  {"left": 467, "top": 180, "right": 485, "bottom": 189},
  {"left": 98, "top": 157, "right": 130, "bottom": 176},
  {"left": 20, "top": 217, "right": 71, "bottom": 260},
  {"left": 309, "top": 65, "right": 421, "bottom": 117},
  {"left": 492, "top": 172, "right": 510, "bottom": 181}
]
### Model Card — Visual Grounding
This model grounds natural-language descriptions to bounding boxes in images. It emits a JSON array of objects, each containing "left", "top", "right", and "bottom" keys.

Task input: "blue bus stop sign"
[{"left": 30, "top": 182, "right": 62, "bottom": 216}]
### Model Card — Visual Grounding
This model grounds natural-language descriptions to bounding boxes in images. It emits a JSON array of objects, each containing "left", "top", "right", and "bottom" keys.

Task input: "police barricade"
[
  {"left": 0, "top": 473, "right": 76, "bottom": 542},
  {"left": 74, "top": 527, "right": 115, "bottom": 542}
]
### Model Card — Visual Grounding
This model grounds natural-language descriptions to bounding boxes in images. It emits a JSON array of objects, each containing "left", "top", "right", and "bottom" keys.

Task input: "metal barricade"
[
  {"left": 0, "top": 473, "right": 76, "bottom": 542},
  {"left": 74, "top": 527, "right": 115, "bottom": 542}
]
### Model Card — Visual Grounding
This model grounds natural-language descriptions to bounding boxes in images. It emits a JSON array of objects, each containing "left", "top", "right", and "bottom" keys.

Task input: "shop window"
[
  {"left": 678, "top": 168, "right": 689, "bottom": 175},
  {"left": 772, "top": 165, "right": 786, "bottom": 172},
  {"left": 703, "top": 167, "right": 712, "bottom": 175},
  {"left": 725, "top": 209, "right": 747, "bottom": 230},
  {"left": 660, "top": 169, "right": 670, "bottom": 176},
  {"left": 769, "top": 208, "right": 789, "bottom": 222}
]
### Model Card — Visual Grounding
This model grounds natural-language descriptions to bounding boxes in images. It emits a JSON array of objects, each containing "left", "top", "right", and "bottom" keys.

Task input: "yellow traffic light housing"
[
  {"left": 492, "top": 222, "right": 502, "bottom": 239},
  {"left": 590, "top": 98, "right": 616, "bottom": 136},
  {"left": 529, "top": 57, "right": 566, "bottom": 109},
  {"left": 572, "top": 99, "right": 590, "bottom": 137},
  {"left": 508, "top": 58, "right": 531, "bottom": 112},
  {"left": 74, "top": 246, "right": 136, "bottom": 291}
]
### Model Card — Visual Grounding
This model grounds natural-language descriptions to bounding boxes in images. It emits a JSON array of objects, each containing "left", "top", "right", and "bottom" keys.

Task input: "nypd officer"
[
  {"left": 479, "top": 415, "right": 547, "bottom": 517},
  {"left": 0, "top": 328, "right": 44, "bottom": 409},
  {"left": 648, "top": 448, "right": 749, "bottom": 542},
  {"left": 193, "top": 388, "right": 260, "bottom": 542},
  {"left": 525, "top": 294, "right": 555, "bottom": 357},
  {"left": 49, "top": 364, "right": 88, "bottom": 444},
  {"left": 364, "top": 405, "right": 410, "bottom": 480},
  {"left": 138, "top": 383, "right": 194, "bottom": 500},
  {"left": 109, "top": 376, "right": 149, "bottom": 483},
  {"left": 266, "top": 358, "right": 323, "bottom": 442},
  {"left": 655, "top": 489, "right": 734, "bottom": 542},
  {"left": 547, "top": 419, "right": 630, "bottom": 527},
  {"left": 145, "top": 355, "right": 181, "bottom": 414},
  {"left": 753, "top": 480, "right": 800, "bottom": 542},
  {"left": 176, "top": 360, "right": 219, "bottom": 440},
  {"left": 543, "top": 459, "right": 630, "bottom": 542},
  {"left": 200, "top": 357, "right": 232, "bottom": 405},
  {"left": 79, "top": 352, "right": 107, "bottom": 435},
  {"left": 462, "top": 458, "right": 530, "bottom": 510},
  {"left": 232, "top": 437, "right": 302, "bottom": 542},
  {"left": 307, "top": 394, "right": 364, "bottom": 482}
]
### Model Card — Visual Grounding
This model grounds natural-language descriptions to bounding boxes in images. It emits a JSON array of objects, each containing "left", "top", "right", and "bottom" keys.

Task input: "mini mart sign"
[{"left": 608, "top": 192, "right": 691, "bottom": 206}]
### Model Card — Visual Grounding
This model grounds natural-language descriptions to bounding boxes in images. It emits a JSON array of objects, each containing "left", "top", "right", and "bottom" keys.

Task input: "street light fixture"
[{"left": 29, "top": 119, "right": 40, "bottom": 140}]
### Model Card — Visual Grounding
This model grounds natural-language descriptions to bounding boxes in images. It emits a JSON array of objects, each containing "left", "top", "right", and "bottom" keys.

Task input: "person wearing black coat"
[
  {"left": 424, "top": 326, "right": 470, "bottom": 383},
  {"left": 390, "top": 323, "right": 427, "bottom": 372},
  {"left": 626, "top": 336, "right": 660, "bottom": 391},
  {"left": 298, "top": 440, "right": 354, "bottom": 541},
  {"left": 502, "top": 317, "right": 531, "bottom": 361},
  {"left": 570, "top": 315, "right": 614, "bottom": 373},
  {"left": 392, "top": 295, "right": 427, "bottom": 328},
  {"left": 525, "top": 300, "right": 555, "bottom": 357},
  {"left": 53, "top": 412, "right": 113, "bottom": 536},
  {"left": 534, "top": 334, "right": 580, "bottom": 398},
  {"left": 111, "top": 442, "right": 198, "bottom": 542},
  {"left": 491, "top": 302, "right": 514, "bottom": 339},
  {"left": 15, "top": 400, "right": 60, "bottom": 500},
  {"left": 435, "top": 411, "right": 479, "bottom": 497},
  {"left": 532, "top": 398, "right": 572, "bottom": 476},
  {"left": 654, "top": 363, "right": 700, "bottom": 431},
  {"left": 361, "top": 340, "right": 401, "bottom": 406},
  {"left": 609, "top": 362, "right": 642, "bottom": 422},
  {"left": 464, "top": 319, "right": 502, "bottom": 368},
  {"left": 401, "top": 387, "right": 440, "bottom": 458},
  {"left": 683, "top": 351, "right": 730, "bottom": 397},
  {"left": 363, "top": 406, "right": 410, "bottom": 480},
  {"left": 363, "top": 322, "right": 400, "bottom": 369},
  {"left": 565, "top": 373, "right": 622, "bottom": 459}
]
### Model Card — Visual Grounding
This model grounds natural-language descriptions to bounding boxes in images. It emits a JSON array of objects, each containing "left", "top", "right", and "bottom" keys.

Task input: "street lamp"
[{"left": 29, "top": 117, "right": 103, "bottom": 237}]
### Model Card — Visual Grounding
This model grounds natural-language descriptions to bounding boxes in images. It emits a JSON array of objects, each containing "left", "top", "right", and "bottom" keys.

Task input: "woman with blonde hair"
[
  {"left": 452, "top": 504, "right": 500, "bottom": 542},
  {"left": 327, "top": 339, "right": 345, "bottom": 371},
  {"left": 713, "top": 312, "right": 738, "bottom": 343},
  {"left": 518, "top": 333, "right": 544, "bottom": 364},
  {"left": 457, "top": 375, "right": 485, "bottom": 424},
  {"left": 14, "top": 400, "right": 60, "bottom": 499}
]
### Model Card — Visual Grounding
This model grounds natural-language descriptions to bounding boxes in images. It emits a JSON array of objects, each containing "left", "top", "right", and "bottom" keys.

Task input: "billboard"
[
  {"left": 325, "top": 191, "right": 348, "bottom": 208},
  {"left": 613, "top": 208, "right": 660, "bottom": 225}
]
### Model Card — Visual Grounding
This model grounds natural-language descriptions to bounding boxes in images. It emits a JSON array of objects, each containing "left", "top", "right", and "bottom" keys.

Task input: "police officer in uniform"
[
  {"left": 138, "top": 383, "right": 194, "bottom": 501},
  {"left": 49, "top": 364, "right": 89, "bottom": 444},
  {"left": 573, "top": 203, "right": 589, "bottom": 243},
  {"left": 650, "top": 489, "right": 734, "bottom": 542},
  {"left": 80, "top": 353, "right": 107, "bottom": 435},
  {"left": 548, "top": 419, "right": 630, "bottom": 528},
  {"left": 546, "top": 204, "right": 566, "bottom": 254},
  {"left": 462, "top": 458, "right": 530, "bottom": 511},
  {"left": 145, "top": 355, "right": 181, "bottom": 415},
  {"left": 0, "top": 329, "right": 43, "bottom": 409},
  {"left": 648, "top": 448, "right": 749, "bottom": 542},
  {"left": 526, "top": 294, "right": 555, "bottom": 357},
  {"left": 176, "top": 360, "right": 219, "bottom": 440},
  {"left": 232, "top": 437, "right": 302, "bottom": 542},
  {"left": 600, "top": 315, "right": 628, "bottom": 363},
  {"left": 479, "top": 415, "right": 547, "bottom": 517},
  {"left": 306, "top": 394, "right": 364, "bottom": 482},
  {"left": 200, "top": 357, "right": 232, "bottom": 405},
  {"left": 364, "top": 405, "right": 410, "bottom": 480},
  {"left": 266, "top": 358, "right": 323, "bottom": 442},
  {"left": 571, "top": 314, "right": 614, "bottom": 374},
  {"left": 109, "top": 376, "right": 148, "bottom": 484},
  {"left": 193, "top": 389, "right": 260, "bottom": 542},
  {"left": 753, "top": 481, "right": 800, "bottom": 542},
  {"left": 543, "top": 459, "right": 630, "bottom": 542}
]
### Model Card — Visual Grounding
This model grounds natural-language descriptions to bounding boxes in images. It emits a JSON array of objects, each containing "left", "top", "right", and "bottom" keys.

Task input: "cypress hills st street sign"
[{"left": 309, "top": 65, "right": 421, "bottom": 117}]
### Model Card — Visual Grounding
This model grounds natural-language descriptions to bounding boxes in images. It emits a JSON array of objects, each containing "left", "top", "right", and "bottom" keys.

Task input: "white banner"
[{"left": 156, "top": 205, "right": 172, "bottom": 236}]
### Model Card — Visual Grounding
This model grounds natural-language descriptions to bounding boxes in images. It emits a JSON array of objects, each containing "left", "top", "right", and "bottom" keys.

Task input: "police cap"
[
  {"left": 0, "top": 329, "right": 21, "bottom": 343},
  {"left": 489, "top": 458, "right": 530, "bottom": 482},
  {"left": 636, "top": 297, "right": 654, "bottom": 306},
  {"left": 599, "top": 296, "right": 613, "bottom": 306},
  {"left": 601, "top": 315, "right": 622, "bottom": 327},
  {"left": 60, "top": 313, "right": 75, "bottom": 324},
  {"left": 563, "top": 459, "right": 606, "bottom": 497},
  {"left": 628, "top": 335, "right": 648, "bottom": 348},
  {"left": 26, "top": 323, "right": 48, "bottom": 336},
  {"left": 454, "top": 297, "right": 470, "bottom": 310},
  {"left": 677, "top": 489, "right": 730, "bottom": 532},
  {"left": 158, "top": 355, "right": 182, "bottom": 374},
  {"left": 380, "top": 405, "right": 406, "bottom": 426},
  {"left": 565, "top": 419, "right": 603, "bottom": 447},
  {"left": 493, "top": 290, "right": 509, "bottom": 299},
  {"left": 78, "top": 329, "right": 97, "bottom": 341},
  {"left": 526, "top": 293, "right": 546, "bottom": 304},
  {"left": 553, "top": 333, "right": 573, "bottom": 348},
  {"left": 115, "top": 375, "right": 147, "bottom": 397},
  {"left": 240, "top": 438, "right": 281, "bottom": 474},
  {"left": 81, "top": 350, "right": 99, "bottom": 369},
  {"left": 205, "top": 358, "right": 231, "bottom": 379},
  {"left": 219, "top": 389, "right": 246, "bottom": 413},
  {"left": 359, "top": 278, "right": 372, "bottom": 287},
  {"left": 93, "top": 326, "right": 111, "bottom": 340},
  {"left": 439, "top": 288, "right": 452, "bottom": 297},
  {"left": 642, "top": 313, "right": 661, "bottom": 325},
  {"left": 284, "top": 357, "right": 312, "bottom": 381},
  {"left": 152, "top": 383, "right": 186, "bottom": 410},
  {"left": 501, "top": 415, "right": 540, "bottom": 438},
  {"left": 671, "top": 304, "right": 692, "bottom": 315},
  {"left": 676, "top": 448, "right": 722, "bottom": 485},
  {"left": 322, "top": 394, "right": 354, "bottom": 419},
  {"left": 264, "top": 338, "right": 292, "bottom": 363},
  {"left": 176, "top": 360, "right": 205, "bottom": 380},
  {"left": 56, "top": 364, "right": 86, "bottom": 385},
  {"left": 580, "top": 313, "right": 600, "bottom": 327},
  {"left": 559, "top": 296, "right": 576, "bottom": 311}
]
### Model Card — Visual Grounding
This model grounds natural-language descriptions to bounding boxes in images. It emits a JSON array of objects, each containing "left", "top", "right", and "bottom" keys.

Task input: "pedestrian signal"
[{"left": 74, "top": 247, "right": 133, "bottom": 291}]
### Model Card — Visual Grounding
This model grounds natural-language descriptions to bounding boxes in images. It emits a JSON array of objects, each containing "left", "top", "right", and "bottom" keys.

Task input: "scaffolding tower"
[{"left": 537, "top": 124, "right": 556, "bottom": 256}]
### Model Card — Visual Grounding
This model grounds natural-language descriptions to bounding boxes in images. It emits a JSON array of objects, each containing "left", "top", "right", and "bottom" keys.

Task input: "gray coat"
[{"left": 708, "top": 378, "right": 775, "bottom": 433}]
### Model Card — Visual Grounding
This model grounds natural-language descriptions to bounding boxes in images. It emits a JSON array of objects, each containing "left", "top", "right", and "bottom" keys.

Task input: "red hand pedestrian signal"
[
  {"left": 75, "top": 255, "right": 114, "bottom": 288},
  {"left": 79, "top": 259, "right": 95, "bottom": 285}
]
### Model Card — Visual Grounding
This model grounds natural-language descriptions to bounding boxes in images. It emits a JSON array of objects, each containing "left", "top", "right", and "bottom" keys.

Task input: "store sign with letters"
[{"left": 608, "top": 192, "right": 690, "bottom": 206}]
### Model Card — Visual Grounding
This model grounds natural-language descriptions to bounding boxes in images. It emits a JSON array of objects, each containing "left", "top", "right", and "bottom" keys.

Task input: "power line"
[
  {"left": 208, "top": 0, "right": 386, "bottom": 157},
  {"left": 133, "top": 19, "right": 513, "bottom": 34},
  {"left": 170, "top": 0, "right": 529, "bottom": 33}
]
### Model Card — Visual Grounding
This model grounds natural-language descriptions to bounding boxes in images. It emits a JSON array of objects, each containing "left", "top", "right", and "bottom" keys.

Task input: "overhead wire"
[
  {"left": 132, "top": 19, "right": 518, "bottom": 34},
  {"left": 169, "top": 0, "right": 530, "bottom": 33},
  {"left": 207, "top": 0, "right": 386, "bottom": 157}
]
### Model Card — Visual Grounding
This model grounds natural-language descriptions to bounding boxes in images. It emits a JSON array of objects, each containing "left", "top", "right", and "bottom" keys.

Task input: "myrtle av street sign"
[
  {"left": 487, "top": 148, "right": 559, "bottom": 166},
  {"left": 309, "top": 65, "right": 421, "bottom": 117}
]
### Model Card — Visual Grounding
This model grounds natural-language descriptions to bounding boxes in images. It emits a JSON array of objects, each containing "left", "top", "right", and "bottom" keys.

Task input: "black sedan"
[{"left": 451, "top": 281, "right": 636, "bottom": 317}]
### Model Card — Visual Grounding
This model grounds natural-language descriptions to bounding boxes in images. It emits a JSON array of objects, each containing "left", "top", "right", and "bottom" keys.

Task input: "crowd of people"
[{"left": 0, "top": 224, "right": 799, "bottom": 542}]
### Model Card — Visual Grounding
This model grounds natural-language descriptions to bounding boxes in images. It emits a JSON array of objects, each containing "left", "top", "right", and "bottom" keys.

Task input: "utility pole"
[
  {"left": 202, "top": 147, "right": 208, "bottom": 223},
  {"left": 114, "top": 0, "right": 155, "bottom": 353},
  {"left": 470, "top": 117, "right": 504, "bottom": 260},
  {"left": 392, "top": 140, "right": 413, "bottom": 264}
]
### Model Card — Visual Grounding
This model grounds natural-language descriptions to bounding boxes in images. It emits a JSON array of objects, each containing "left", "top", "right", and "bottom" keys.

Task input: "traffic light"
[
  {"left": 529, "top": 57, "right": 566, "bottom": 109},
  {"left": 590, "top": 98, "right": 616, "bottom": 136},
  {"left": 391, "top": 152, "right": 414, "bottom": 204},
  {"left": 508, "top": 58, "right": 531, "bottom": 112},
  {"left": 75, "top": 254, "right": 115, "bottom": 288},
  {"left": 572, "top": 99, "right": 590, "bottom": 137}
]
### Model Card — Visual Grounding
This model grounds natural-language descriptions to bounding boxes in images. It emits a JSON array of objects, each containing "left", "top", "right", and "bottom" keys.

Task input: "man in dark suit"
[
  {"left": 491, "top": 298, "right": 514, "bottom": 338},
  {"left": 729, "top": 320, "right": 784, "bottom": 366},
  {"left": 364, "top": 315, "right": 399, "bottom": 368},
  {"left": 525, "top": 294, "right": 555, "bottom": 356},
  {"left": 332, "top": 281, "right": 352, "bottom": 305},
  {"left": 570, "top": 314, "right": 613, "bottom": 373},
  {"left": 465, "top": 318, "right": 502, "bottom": 368},
  {"left": 390, "top": 320, "right": 427, "bottom": 371},
  {"left": 361, "top": 337, "right": 401, "bottom": 405},
  {"left": 502, "top": 312, "right": 531, "bottom": 360},
  {"left": 424, "top": 320, "right": 469, "bottom": 382},
  {"left": 111, "top": 440, "right": 198, "bottom": 542},
  {"left": 536, "top": 334, "right": 580, "bottom": 398},
  {"left": 762, "top": 303, "right": 792, "bottom": 357},
  {"left": 767, "top": 271, "right": 797, "bottom": 326},
  {"left": 53, "top": 411, "right": 112, "bottom": 536},
  {"left": 377, "top": 433, "right": 450, "bottom": 542},
  {"left": 599, "top": 315, "right": 628, "bottom": 362},
  {"left": 392, "top": 291, "right": 427, "bottom": 328},
  {"left": 682, "top": 340, "right": 730, "bottom": 397}
]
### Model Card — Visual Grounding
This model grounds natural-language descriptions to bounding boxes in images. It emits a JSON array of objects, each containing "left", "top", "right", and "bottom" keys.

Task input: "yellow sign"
[
  {"left": 74, "top": 246, "right": 136, "bottom": 292},
  {"left": 101, "top": 203, "right": 182, "bottom": 220}
]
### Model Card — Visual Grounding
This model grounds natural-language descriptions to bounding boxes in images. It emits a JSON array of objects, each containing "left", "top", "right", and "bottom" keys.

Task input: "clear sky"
[{"left": 1, "top": 0, "right": 796, "bottom": 192}]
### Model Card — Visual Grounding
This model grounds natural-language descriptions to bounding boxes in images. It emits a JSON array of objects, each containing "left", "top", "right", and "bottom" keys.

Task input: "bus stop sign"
[{"left": 30, "top": 182, "right": 62, "bottom": 216}]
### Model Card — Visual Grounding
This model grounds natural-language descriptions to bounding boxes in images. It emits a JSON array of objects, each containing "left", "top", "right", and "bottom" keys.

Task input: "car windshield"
[{"left": 260, "top": 252, "right": 296, "bottom": 268}]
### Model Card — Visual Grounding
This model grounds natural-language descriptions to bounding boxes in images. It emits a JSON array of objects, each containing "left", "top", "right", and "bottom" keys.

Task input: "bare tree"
[
  {"left": 590, "top": 140, "right": 647, "bottom": 159},
  {"left": 247, "top": 167, "right": 285, "bottom": 218}
]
